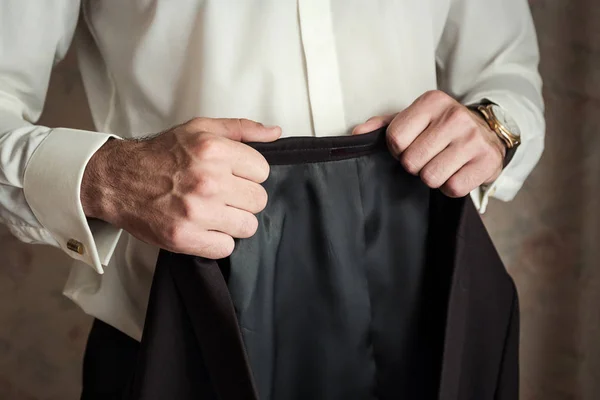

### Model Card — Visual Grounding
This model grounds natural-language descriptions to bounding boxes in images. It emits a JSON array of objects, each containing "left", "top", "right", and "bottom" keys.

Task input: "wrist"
[
  {"left": 81, "top": 138, "right": 132, "bottom": 223},
  {"left": 469, "top": 108, "right": 507, "bottom": 160},
  {"left": 491, "top": 127, "right": 508, "bottom": 160}
]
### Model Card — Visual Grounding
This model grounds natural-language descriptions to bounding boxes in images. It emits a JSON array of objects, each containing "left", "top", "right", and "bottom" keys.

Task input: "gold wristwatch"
[{"left": 468, "top": 102, "right": 521, "bottom": 166}]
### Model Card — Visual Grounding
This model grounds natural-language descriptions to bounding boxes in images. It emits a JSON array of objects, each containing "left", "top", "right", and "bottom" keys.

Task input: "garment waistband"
[{"left": 247, "top": 127, "right": 387, "bottom": 165}]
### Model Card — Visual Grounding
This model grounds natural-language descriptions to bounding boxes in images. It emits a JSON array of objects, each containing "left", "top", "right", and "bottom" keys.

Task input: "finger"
[
  {"left": 386, "top": 91, "right": 451, "bottom": 154},
  {"left": 398, "top": 122, "right": 456, "bottom": 175},
  {"left": 189, "top": 135, "right": 270, "bottom": 183},
  {"left": 418, "top": 143, "right": 473, "bottom": 189},
  {"left": 352, "top": 114, "right": 397, "bottom": 135},
  {"left": 227, "top": 141, "right": 271, "bottom": 183},
  {"left": 386, "top": 106, "right": 433, "bottom": 155},
  {"left": 187, "top": 117, "right": 282, "bottom": 143},
  {"left": 180, "top": 229, "right": 236, "bottom": 260},
  {"left": 440, "top": 159, "right": 490, "bottom": 198},
  {"left": 222, "top": 175, "right": 268, "bottom": 214},
  {"left": 201, "top": 204, "right": 260, "bottom": 239}
]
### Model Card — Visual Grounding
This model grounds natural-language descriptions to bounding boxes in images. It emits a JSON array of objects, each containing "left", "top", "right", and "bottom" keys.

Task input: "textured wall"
[
  {"left": 0, "top": 51, "right": 95, "bottom": 400},
  {"left": 0, "top": 2, "right": 598, "bottom": 399},
  {"left": 486, "top": 1, "right": 600, "bottom": 399}
]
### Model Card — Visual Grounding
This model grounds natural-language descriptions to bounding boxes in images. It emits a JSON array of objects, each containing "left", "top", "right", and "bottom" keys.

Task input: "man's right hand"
[{"left": 81, "top": 118, "right": 281, "bottom": 259}]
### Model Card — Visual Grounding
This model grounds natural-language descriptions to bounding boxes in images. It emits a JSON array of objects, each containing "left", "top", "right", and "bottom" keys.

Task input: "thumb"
[
  {"left": 352, "top": 114, "right": 397, "bottom": 135},
  {"left": 194, "top": 118, "right": 282, "bottom": 143}
]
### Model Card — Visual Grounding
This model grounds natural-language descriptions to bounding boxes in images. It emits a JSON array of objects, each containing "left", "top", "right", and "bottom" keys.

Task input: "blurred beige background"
[{"left": 1, "top": 1, "right": 599, "bottom": 399}]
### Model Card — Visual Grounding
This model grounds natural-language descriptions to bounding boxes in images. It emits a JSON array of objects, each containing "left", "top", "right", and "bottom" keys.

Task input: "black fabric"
[
  {"left": 81, "top": 319, "right": 139, "bottom": 400},
  {"left": 81, "top": 128, "right": 519, "bottom": 400}
]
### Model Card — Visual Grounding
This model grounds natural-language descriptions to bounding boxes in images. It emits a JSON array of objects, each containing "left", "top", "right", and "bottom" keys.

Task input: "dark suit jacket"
[{"left": 83, "top": 129, "right": 519, "bottom": 400}]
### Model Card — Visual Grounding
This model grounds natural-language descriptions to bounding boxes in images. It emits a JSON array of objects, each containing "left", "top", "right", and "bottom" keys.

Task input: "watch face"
[{"left": 491, "top": 104, "right": 521, "bottom": 137}]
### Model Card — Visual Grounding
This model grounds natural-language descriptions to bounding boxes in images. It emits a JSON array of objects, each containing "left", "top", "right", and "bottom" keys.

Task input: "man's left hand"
[{"left": 352, "top": 90, "right": 506, "bottom": 198}]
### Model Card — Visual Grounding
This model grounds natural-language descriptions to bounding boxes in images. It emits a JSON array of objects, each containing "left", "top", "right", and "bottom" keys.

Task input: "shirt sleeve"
[
  {"left": 435, "top": 0, "right": 545, "bottom": 213},
  {"left": 0, "top": 0, "right": 122, "bottom": 273}
]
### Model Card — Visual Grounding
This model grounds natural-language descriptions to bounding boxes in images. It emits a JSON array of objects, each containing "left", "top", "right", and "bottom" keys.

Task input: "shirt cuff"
[
  {"left": 23, "top": 127, "right": 122, "bottom": 274},
  {"left": 470, "top": 173, "right": 524, "bottom": 214}
]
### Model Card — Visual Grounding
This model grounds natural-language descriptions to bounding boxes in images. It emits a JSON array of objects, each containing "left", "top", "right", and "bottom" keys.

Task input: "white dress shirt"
[{"left": 0, "top": 0, "right": 544, "bottom": 340}]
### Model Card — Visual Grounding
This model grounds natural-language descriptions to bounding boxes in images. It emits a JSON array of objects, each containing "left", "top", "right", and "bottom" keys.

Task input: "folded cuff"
[
  {"left": 471, "top": 173, "right": 524, "bottom": 214},
  {"left": 23, "top": 127, "right": 122, "bottom": 273}
]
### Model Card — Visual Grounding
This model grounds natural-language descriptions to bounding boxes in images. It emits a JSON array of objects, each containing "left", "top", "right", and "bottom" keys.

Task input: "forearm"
[
  {"left": 437, "top": 0, "right": 545, "bottom": 209},
  {"left": 81, "top": 137, "right": 129, "bottom": 223}
]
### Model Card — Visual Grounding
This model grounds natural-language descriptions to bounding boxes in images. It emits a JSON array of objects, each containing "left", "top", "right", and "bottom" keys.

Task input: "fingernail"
[{"left": 265, "top": 125, "right": 280, "bottom": 130}]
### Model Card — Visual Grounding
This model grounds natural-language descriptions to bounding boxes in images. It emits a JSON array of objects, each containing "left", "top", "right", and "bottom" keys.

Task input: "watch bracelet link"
[
  {"left": 475, "top": 104, "right": 521, "bottom": 149},
  {"left": 466, "top": 102, "right": 518, "bottom": 168}
]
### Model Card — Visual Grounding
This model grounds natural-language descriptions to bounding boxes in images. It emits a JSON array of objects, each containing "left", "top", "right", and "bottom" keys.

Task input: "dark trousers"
[{"left": 81, "top": 128, "right": 519, "bottom": 400}]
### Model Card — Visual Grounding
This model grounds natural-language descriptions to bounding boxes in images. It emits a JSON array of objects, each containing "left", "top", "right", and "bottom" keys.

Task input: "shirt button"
[{"left": 67, "top": 239, "right": 85, "bottom": 255}]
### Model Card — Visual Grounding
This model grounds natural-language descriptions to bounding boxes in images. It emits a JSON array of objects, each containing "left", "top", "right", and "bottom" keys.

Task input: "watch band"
[{"left": 504, "top": 146, "right": 516, "bottom": 168}]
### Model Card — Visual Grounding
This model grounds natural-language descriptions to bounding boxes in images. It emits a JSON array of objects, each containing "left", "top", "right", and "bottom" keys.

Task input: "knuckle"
[
  {"left": 239, "top": 118, "right": 261, "bottom": 128},
  {"left": 179, "top": 198, "right": 196, "bottom": 219},
  {"left": 195, "top": 174, "right": 220, "bottom": 197},
  {"left": 420, "top": 167, "right": 441, "bottom": 188},
  {"left": 400, "top": 153, "right": 419, "bottom": 175},
  {"left": 186, "top": 117, "right": 207, "bottom": 131},
  {"left": 444, "top": 179, "right": 469, "bottom": 198},
  {"left": 449, "top": 107, "right": 472, "bottom": 126},
  {"left": 473, "top": 137, "right": 493, "bottom": 159},
  {"left": 163, "top": 223, "right": 185, "bottom": 249},
  {"left": 387, "top": 132, "right": 406, "bottom": 155},
  {"left": 422, "top": 90, "right": 449, "bottom": 104},
  {"left": 201, "top": 235, "right": 235, "bottom": 259},
  {"left": 194, "top": 136, "right": 223, "bottom": 158},
  {"left": 466, "top": 126, "right": 481, "bottom": 144}
]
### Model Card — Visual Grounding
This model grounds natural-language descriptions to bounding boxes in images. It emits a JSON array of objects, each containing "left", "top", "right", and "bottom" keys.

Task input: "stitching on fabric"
[
  {"left": 257, "top": 143, "right": 380, "bottom": 155},
  {"left": 352, "top": 158, "right": 380, "bottom": 399}
]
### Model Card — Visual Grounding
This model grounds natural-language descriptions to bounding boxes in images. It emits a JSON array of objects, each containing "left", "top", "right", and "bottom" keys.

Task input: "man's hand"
[
  {"left": 81, "top": 118, "right": 281, "bottom": 259},
  {"left": 353, "top": 91, "right": 506, "bottom": 198}
]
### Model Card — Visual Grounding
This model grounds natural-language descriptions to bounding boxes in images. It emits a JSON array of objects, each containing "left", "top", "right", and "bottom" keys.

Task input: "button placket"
[{"left": 298, "top": 0, "right": 347, "bottom": 137}]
